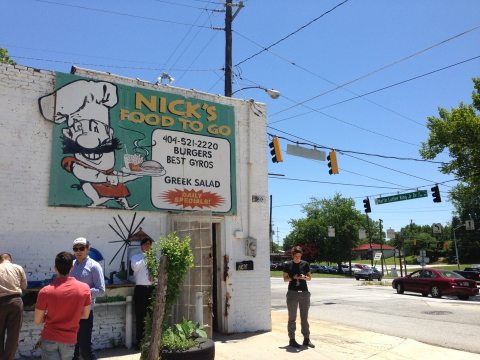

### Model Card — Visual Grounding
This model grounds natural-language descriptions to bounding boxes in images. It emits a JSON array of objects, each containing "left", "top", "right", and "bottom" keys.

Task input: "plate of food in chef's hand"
[{"left": 122, "top": 160, "right": 166, "bottom": 176}]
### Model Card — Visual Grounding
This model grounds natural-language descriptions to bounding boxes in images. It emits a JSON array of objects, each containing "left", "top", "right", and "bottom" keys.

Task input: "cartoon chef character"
[{"left": 39, "top": 79, "right": 141, "bottom": 209}]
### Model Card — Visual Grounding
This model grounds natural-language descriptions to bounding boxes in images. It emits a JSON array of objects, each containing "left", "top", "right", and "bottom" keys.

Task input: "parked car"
[
  {"left": 352, "top": 264, "right": 370, "bottom": 273},
  {"left": 270, "top": 262, "right": 284, "bottom": 271},
  {"left": 392, "top": 268, "right": 479, "bottom": 300},
  {"left": 355, "top": 268, "right": 382, "bottom": 281},
  {"left": 453, "top": 270, "right": 480, "bottom": 284},
  {"left": 325, "top": 265, "right": 338, "bottom": 274},
  {"left": 309, "top": 264, "right": 321, "bottom": 273}
]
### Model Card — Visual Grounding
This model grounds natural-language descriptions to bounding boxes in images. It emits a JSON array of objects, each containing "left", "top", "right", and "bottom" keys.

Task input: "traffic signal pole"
[{"left": 366, "top": 213, "right": 373, "bottom": 267}]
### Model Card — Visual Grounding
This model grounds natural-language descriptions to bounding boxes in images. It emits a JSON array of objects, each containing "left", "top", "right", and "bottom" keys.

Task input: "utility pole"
[
  {"left": 224, "top": 1, "right": 244, "bottom": 97},
  {"left": 269, "top": 194, "right": 273, "bottom": 253},
  {"left": 224, "top": 0, "right": 233, "bottom": 97}
]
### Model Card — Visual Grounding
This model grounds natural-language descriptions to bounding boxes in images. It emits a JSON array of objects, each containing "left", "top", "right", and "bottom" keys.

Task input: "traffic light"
[
  {"left": 269, "top": 136, "right": 283, "bottom": 163},
  {"left": 363, "top": 197, "right": 371, "bottom": 213},
  {"left": 327, "top": 150, "right": 339, "bottom": 175},
  {"left": 431, "top": 184, "right": 441, "bottom": 203}
]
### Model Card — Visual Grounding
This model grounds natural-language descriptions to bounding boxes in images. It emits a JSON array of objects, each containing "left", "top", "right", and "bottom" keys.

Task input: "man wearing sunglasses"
[{"left": 70, "top": 237, "right": 105, "bottom": 360}]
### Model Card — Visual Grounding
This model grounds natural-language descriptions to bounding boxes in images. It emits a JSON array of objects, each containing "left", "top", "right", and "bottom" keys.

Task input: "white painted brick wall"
[
  {"left": 18, "top": 302, "right": 127, "bottom": 358},
  {"left": 0, "top": 63, "right": 271, "bottom": 337}
]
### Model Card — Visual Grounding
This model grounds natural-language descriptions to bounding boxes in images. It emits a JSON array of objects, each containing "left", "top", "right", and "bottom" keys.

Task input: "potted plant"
[{"left": 141, "top": 232, "right": 214, "bottom": 360}]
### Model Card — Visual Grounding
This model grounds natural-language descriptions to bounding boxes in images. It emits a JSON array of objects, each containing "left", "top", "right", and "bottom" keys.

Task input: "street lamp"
[
  {"left": 231, "top": 86, "right": 281, "bottom": 99},
  {"left": 452, "top": 224, "right": 464, "bottom": 269},
  {"left": 156, "top": 72, "right": 175, "bottom": 85}
]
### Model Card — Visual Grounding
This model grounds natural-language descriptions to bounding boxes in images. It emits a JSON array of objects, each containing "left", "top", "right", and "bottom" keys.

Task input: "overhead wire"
[
  {"left": 174, "top": 10, "right": 223, "bottom": 84},
  {"left": 9, "top": 55, "right": 219, "bottom": 72},
  {"left": 235, "top": 0, "right": 351, "bottom": 67},
  {"left": 29, "top": 0, "right": 219, "bottom": 29},
  {"left": 163, "top": 9, "right": 211, "bottom": 71},
  {"left": 234, "top": 32, "right": 425, "bottom": 127},
  {"left": 266, "top": 128, "right": 456, "bottom": 188},
  {"left": 269, "top": 29, "right": 480, "bottom": 117},
  {"left": 313, "top": 54, "right": 480, "bottom": 113}
]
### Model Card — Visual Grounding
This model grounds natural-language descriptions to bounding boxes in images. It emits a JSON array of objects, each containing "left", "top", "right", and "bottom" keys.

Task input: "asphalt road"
[{"left": 271, "top": 277, "right": 480, "bottom": 354}]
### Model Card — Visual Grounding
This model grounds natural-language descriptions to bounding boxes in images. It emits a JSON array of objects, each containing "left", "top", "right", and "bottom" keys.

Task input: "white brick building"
[{"left": 0, "top": 63, "right": 271, "bottom": 354}]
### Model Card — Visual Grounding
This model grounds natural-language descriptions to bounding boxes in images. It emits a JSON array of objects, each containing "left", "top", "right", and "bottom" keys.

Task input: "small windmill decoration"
[{"left": 108, "top": 212, "right": 146, "bottom": 277}]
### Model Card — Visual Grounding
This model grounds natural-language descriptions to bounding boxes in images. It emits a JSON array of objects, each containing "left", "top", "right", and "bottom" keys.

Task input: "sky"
[{"left": 1, "top": 0, "right": 479, "bottom": 244}]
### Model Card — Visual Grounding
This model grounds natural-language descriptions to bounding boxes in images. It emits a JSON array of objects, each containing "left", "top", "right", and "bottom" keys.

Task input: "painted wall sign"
[{"left": 39, "top": 73, "right": 236, "bottom": 213}]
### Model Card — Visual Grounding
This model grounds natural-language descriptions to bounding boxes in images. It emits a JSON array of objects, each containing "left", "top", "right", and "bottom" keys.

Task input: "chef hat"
[{"left": 39, "top": 80, "right": 118, "bottom": 126}]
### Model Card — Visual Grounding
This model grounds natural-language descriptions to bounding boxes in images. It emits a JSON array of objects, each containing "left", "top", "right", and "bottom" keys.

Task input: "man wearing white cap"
[{"left": 70, "top": 237, "right": 105, "bottom": 360}]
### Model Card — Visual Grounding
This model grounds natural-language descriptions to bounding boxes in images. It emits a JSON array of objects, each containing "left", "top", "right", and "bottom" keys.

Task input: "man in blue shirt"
[{"left": 70, "top": 237, "right": 105, "bottom": 360}]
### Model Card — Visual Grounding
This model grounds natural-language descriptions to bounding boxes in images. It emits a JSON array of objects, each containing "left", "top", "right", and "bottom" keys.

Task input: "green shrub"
[{"left": 141, "top": 232, "right": 196, "bottom": 357}]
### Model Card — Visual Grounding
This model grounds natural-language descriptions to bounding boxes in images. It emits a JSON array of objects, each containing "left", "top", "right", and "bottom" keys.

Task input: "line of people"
[{"left": 0, "top": 237, "right": 105, "bottom": 360}]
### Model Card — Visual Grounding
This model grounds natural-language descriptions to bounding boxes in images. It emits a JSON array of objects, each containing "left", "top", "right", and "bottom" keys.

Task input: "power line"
[
  {"left": 318, "top": 55, "right": 480, "bottom": 112},
  {"left": 30, "top": 0, "right": 219, "bottom": 29},
  {"left": 269, "top": 133, "right": 446, "bottom": 164},
  {"left": 266, "top": 127, "right": 432, "bottom": 172},
  {"left": 10, "top": 55, "right": 219, "bottom": 72},
  {"left": 267, "top": 128, "right": 455, "bottom": 188},
  {"left": 268, "top": 176, "right": 406, "bottom": 190},
  {"left": 236, "top": 21, "right": 480, "bottom": 120},
  {"left": 237, "top": 75, "right": 421, "bottom": 147},
  {"left": 151, "top": 0, "right": 221, "bottom": 11},
  {"left": 235, "top": 0, "right": 350, "bottom": 67},
  {"left": 272, "top": 53, "right": 480, "bottom": 117},
  {"left": 235, "top": 33, "right": 425, "bottom": 128}
]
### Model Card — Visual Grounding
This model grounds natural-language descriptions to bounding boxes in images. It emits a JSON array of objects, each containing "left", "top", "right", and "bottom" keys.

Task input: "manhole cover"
[{"left": 422, "top": 311, "right": 453, "bottom": 315}]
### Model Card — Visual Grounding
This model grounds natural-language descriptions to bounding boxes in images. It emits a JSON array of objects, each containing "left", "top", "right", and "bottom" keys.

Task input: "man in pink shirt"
[{"left": 34, "top": 252, "right": 91, "bottom": 360}]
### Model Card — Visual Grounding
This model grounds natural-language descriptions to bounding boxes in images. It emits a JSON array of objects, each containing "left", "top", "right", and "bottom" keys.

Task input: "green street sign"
[{"left": 375, "top": 190, "right": 428, "bottom": 205}]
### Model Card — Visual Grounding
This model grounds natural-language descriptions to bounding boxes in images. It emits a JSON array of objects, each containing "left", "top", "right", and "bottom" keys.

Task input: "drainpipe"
[{"left": 125, "top": 295, "right": 133, "bottom": 349}]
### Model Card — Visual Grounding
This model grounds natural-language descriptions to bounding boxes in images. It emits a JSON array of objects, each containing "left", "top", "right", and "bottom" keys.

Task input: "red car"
[{"left": 392, "top": 268, "right": 479, "bottom": 300}]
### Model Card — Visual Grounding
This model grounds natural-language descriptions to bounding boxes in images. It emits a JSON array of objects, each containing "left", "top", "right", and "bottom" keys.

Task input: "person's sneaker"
[
  {"left": 303, "top": 338, "right": 315, "bottom": 348},
  {"left": 289, "top": 339, "right": 301, "bottom": 348}
]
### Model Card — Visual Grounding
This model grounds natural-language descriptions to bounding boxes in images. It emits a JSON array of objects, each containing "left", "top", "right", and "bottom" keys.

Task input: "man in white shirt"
[{"left": 130, "top": 237, "right": 154, "bottom": 350}]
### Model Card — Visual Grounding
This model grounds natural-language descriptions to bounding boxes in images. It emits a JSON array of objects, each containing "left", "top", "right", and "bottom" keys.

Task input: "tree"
[
  {"left": 284, "top": 193, "right": 365, "bottom": 265},
  {"left": 420, "top": 78, "right": 480, "bottom": 262},
  {"left": 0, "top": 48, "right": 16, "bottom": 65}
]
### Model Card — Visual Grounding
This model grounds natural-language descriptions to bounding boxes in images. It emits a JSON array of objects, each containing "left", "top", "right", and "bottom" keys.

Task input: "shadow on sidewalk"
[{"left": 213, "top": 330, "right": 269, "bottom": 343}]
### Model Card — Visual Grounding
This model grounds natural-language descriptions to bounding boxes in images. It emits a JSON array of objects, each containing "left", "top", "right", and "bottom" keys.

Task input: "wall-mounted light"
[{"left": 232, "top": 86, "right": 281, "bottom": 99}]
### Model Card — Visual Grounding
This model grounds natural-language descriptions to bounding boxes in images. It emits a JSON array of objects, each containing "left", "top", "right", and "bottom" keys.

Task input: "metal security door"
[{"left": 169, "top": 211, "right": 213, "bottom": 337}]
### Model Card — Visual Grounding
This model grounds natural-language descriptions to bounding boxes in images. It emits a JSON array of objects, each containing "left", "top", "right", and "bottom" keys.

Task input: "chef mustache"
[{"left": 62, "top": 136, "right": 121, "bottom": 154}]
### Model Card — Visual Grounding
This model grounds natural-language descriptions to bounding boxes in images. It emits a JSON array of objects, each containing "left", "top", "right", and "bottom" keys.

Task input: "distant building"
[{"left": 352, "top": 243, "right": 395, "bottom": 259}]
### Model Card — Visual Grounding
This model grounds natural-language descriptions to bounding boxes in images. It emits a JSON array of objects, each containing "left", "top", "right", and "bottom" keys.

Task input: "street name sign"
[
  {"left": 286, "top": 144, "right": 326, "bottom": 161},
  {"left": 328, "top": 226, "right": 335, "bottom": 237},
  {"left": 375, "top": 190, "right": 428, "bottom": 205}
]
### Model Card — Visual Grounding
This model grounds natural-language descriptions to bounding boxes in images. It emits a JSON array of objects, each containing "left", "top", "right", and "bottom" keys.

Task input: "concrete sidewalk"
[{"left": 93, "top": 310, "right": 480, "bottom": 360}]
